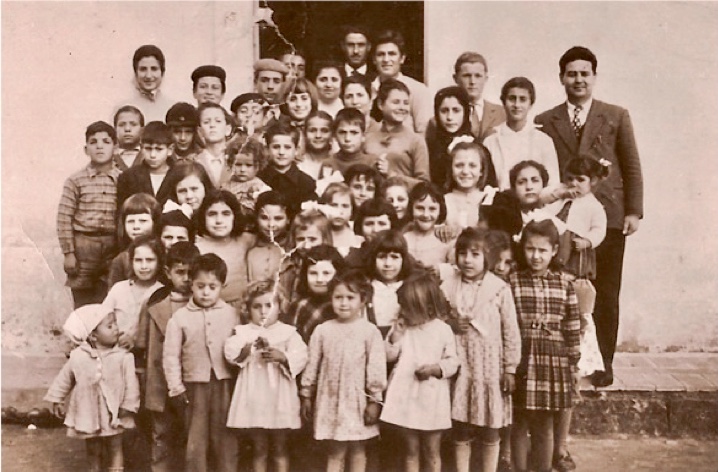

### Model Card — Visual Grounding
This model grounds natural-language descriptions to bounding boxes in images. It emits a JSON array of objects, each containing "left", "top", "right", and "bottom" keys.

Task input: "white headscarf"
[{"left": 63, "top": 304, "right": 112, "bottom": 345}]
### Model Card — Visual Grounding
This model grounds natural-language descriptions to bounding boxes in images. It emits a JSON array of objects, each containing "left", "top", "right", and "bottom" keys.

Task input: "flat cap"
[
  {"left": 165, "top": 102, "right": 198, "bottom": 127},
  {"left": 191, "top": 65, "right": 227, "bottom": 83},
  {"left": 253, "top": 58, "right": 289, "bottom": 75},
  {"left": 230, "top": 93, "right": 266, "bottom": 113}
]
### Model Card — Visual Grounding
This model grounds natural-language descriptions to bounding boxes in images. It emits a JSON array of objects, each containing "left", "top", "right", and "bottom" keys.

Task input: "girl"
[
  {"left": 484, "top": 77, "right": 560, "bottom": 192},
  {"left": 366, "top": 229, "right": 415, "bottom": 337},
  {"left": 300, "top": 270, "right": 387, "bottom": 472},
  {"left": 344, "top": 164, "right": 383, "bottom": 215},
  {"left": 403, "top": 182, "right": 453, "bottom": 271},
  {"left": 195, "top": 103, "right": 234, "bottom": 189},
  {"left": 224, "top": 280, "right": 308, "bottom": 472},
  {"left": 108, "top": 193, "right": 161, "bottom": 288},
  {"left": 439, "top": 228, "right": 521, "bottom": 472},
  {"left": 425, "top": 86, "right": 473, "bottom": 189},
  {"left": 103, "top": 235, "right": 164, "bottom": 349},
  {"left": 157, "top": 208, "right": 195, "bottom": 250},
  {"left": 313, "top": 61, "right": 344, "bottom": 118},
  {"left": 380, "top": 275, "right": 459, "bottom": 472},
  {"left": 165, "top": 161, "right": 214, "bottom": 213},
  {"left": 282, "top": 77, "right": 318, "bottom": 157},
  {"left": 341, "top": 75, "right": 381, "bottom": 133},
  {"left": 509, "top": 220, "right": 581, "bottom": 472},
  {"left": 195, "top": 189, "right": 254, "bottom": 308},
  {"left": 487, "top": 229, "right": 516, "bottom": 282},
  {"left": 320, "top": 182, "right": 364, "bottom": 256},
  {"left": 298, "top": 111, "right": 343, "bottom": 192},
  {"left": 444, "top": 141, "right": 495, "bottom": 230},
  {"left": 45, "top": 305, "right": 139, "bottom": 472},
  {"left": 380, "top": 175, "right": 411, "bottom": 229},
  {"left": 226, "top": 139, "right": 271, "bottom": 218},
  {"left": 247, "top": 191, "right": 291, "bottom": 284},
  {"left": 365, "top": 79, "right": 430, "bottom": 187}
]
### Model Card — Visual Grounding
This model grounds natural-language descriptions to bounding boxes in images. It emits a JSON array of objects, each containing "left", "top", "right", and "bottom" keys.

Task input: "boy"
[
  {"left": 278, "top": 50, "right": 307, "bottom": 80},
  {"left": 191, "top": 65, "right": 226, "bottom": 106},
  {"left": 344, "top": 163, "right": 383, "bottom": 210},
  {"left": 136, "top": 241, "right": 199, "bottom": 472},
  {"left": 165, "top": 102, "right": 201, "bottom": 163},
  {"left": 57, "top": 121, "right": 121, "bottom": 308},
  {"left": 113, "top": 105, "right": 145, "bottom": 171},
  {"left": 258, "top": 122, "right": 317, "bottom": 218},
  {"left": 230, "top": 92, "right": 268, "bottom": 138},
  {"left": 117, "top": 121, "right": 176, "bottom": 210},
  {"left": 331, "top": 107, "right": 378, "bottom": 174},
  {"left": 195, "top": 102, "right": 234, "bottom": 189},
  {"left": 163, "top": 253, "right": 239, "bottom": 472},
  {"left": 253, "top": 59, "right": 289, "bottom": 124}
]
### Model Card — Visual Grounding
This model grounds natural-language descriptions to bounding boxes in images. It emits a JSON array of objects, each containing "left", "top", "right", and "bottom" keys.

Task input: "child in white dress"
[
  {"left": 380, "top": 274, "right": 458, "bottom": 472},
  {"left": 224, "top": 280, "right": 308, "bottom": 472}
]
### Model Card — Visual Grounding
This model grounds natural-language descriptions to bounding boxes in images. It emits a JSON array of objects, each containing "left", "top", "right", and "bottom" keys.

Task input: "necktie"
[
  {"left": 470, "top": 105, "right": 481, "bottom": 137},
  {"left": 572, "top": 105, "right": 583, "bottom": 137}
]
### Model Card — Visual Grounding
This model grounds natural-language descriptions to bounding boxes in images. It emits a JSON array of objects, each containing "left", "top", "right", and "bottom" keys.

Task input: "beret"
[
  {"left": 165, "top": 102, "right": 198, "bottom": 127},
  {"left": 191, "top": 65, "right": 226, "bottom": 83},
  {"left": 253, "top": 58, "right": 289, "bottom": 75},
  {"left": 230, "top": 93, "right": 266, "bottom": 113}
]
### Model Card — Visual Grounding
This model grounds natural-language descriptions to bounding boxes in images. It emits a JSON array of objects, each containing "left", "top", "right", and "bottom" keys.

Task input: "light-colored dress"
[
  {"left": 380, "top": 319, "right": 458, "bottom": 431},
  {"left": 440, "top": 269, "right": 521, "bottom": 428},
  {"left": 403, "top": 230, "right": 453, "bottom": 268},
  {"left": 300, "top": 318, "right": 387, "bottom": 441},
  {"left": 44, "top": 344, "right": 139, "bottom": 438},
  {"left": 444, "top": 189, "right": 493, "bottom": 229},
  {"left": 224, "top": 322, "right": 308, "bottom": 429}
]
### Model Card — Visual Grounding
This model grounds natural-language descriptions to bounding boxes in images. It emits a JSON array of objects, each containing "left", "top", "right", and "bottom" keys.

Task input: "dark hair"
[
  {"left": 407, "top": 181, "right": 447, "bottom": 225},
  {"left": 114, "top": 105, "right": 145, "bottom": 127},
  {"left": 196, "top": 190, "right": 244, "bottom": 238},
  {"left": 165, "top": 240, "right": 200, "bottom": 268},
  {"left": 128, "top": 235, "right": 164, "bottom": 280},
  {"left": 455, "top": 227, "right": 494, "bottom": 272},
  {"left": 255, "top": 189, "right": 288, "bottom": 215},
  {"left": 157, "top": 210, "right": 196, "bottom": 244},
  {"left": 132, "top": 45, "right": 165, "bottom": 74},
  {"left": 344, "top": 164, "right": 383, "bottom": 191},
  {"left": 141, "top": 121, "right": 174, "bottom": 146},
  {"left": 310, "top": 60, "right": 344, "bottom": 84},
  {"left": 118, "top": 193, "right": 161, "bottom": 245},
  {"left": 559, "top": 46, "right": 598, "bottom": 75},
  {"left": 376, "top": 78, "right": 410, "bottom": 105},
  {"left": 305, "top": 110, "right": 333, "bottom": 129},
  {"left": 341, "top": 25, "right": 371, "bottom": 43},
  {"left": 341, "top": 74, "right": 372, "bottom": 99},
  {"left": 564, "top": 156, "right": 610, "bottom": 181},
  {"left": 453, "top": 51, "right": 488, "bottom": 74},
  {"left": 486, "top": 229, "right": 513, "bottom": 259},
  {"left": 374, "top": 30, "right": 406, "bottom": 55},
  {"left": 433, "top": 86, "right": 471, "bottom": 133},
  {"left": 166, "top": 162, "right": 214, "bottom": 204},
  {"left": 500, "top": 77, "right": 536, "bottom": 105},
  {"left": 509, "top": 160, "right": 550, "bottom": 190},
  {"left": 328, "top": 269, "right": 373, "bottom": 303},
  {"left": 296, "top": 245, "right": 346, "bottom": 297},
  {"left": 353, "top": 198, "right": 398, "bottom": 235},
  {"left": 85, "top": 121, "right": 117, "bottom": 143},
  {"left": 333, "top": 107, "right": 366, "bottom": 133},
  {"left": 190, "top": 253, "right": 228, "bottom": 284},
  {"left": 230, "top": 93, "right": 266, "bottom": 115},
  {"left": 265, "top": 121, "right": 300, "bottom": 147},
  {"left": 397, "top": 273, "right": 449, "bottom": 326},
  {"left": 518, "top": 219, "right": 562, "bottom": 271},
  {"left": 447, "top": 141, "right": 492, "bottom": 191},
  {"left": 367, "top": 230, "right": 413, "bottom": 281},
  {"left": 282, "top": 78, "right": 319, "bottom": 118}
]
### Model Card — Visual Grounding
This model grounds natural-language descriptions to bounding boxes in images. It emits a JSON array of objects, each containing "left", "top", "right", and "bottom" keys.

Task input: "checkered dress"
[{"left": 509, "top": 270, "right": 581, "bottom": 411}]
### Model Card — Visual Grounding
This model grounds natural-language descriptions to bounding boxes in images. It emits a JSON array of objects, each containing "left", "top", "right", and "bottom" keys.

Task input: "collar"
[
  {"left": 86, "top": 163, "right": 120, "bottom": 179},
  {"left": 119, "top": 146, "right": 141, "bottom": 154},
  {"left": 186, "top": 297, "right": 228, "bottom": 311},
  {"left": 372, "top": 279, "right": 403, "bottom": 291},
  {"left": 134, "top": 80, "right": 160, "bottom": 102},
  {"left": 566, "top": 98, "right": 593, "bottom": 116},
  {"left": 471, "top": 99, "right": 485, "bottom": 115},
  {"left": 345, "top": 63, "right": 368, "bottom": 76}
]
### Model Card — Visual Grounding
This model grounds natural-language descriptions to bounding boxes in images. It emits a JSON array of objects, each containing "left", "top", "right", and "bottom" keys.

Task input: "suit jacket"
[
  {"left": 116, "top": 162, "right": 175, "bottom": 211},
  {"left": 477, "top": 100, "right": 507, "bottom": 142},
  {"left": 196, "top": 150, "right": 233, "bottom": 189},
  {"left": 535, "top": 100, "right": 643, "bottom": 229}
]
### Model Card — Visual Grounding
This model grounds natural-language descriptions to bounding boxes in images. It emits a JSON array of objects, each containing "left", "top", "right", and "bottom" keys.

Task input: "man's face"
[
  {"left": 560, "top": 60, "right": 596, "bottom": 104},
  {"left": 255, "top": 70, "right": 285, "bottom": 104},
  {"left": 194, "top": 76, "right": 224, "bottom": 105},
  {"left": 135, "top": 56, "right": 163, "bottom": 92},
  {"left": 454, "top": 61, "right": 488, "bottom": 102},
  {"left": 374, "top": 42, "right": 405, "bottom": 79},
  {"left": 280, "top": 54, "right": 306, "bottom": 79},
  {"left": 342, "top": 33, "right": 370, "bottom": 68}
]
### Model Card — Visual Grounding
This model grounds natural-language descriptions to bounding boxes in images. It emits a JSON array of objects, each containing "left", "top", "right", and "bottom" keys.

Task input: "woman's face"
[
  {"left": 315, "top": 68, "right": 342, "bottom": 102},
  {"left": 380, "top": 89, "right": 410, "bottom": 125},
  {"left": 438, "top": 96, "right": 465, "bottom": 134},
  {"left": 514, "top": 166, "right": 544, "bottom": 206},
  {"left": 342, "top": 83, "right": 372, "bottom": 116},
  {"left": 175, "top": 174, "right": 206, "bottom": 211}
]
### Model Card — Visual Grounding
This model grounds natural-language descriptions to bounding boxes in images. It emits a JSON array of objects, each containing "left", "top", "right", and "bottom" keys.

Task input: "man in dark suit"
[
  {"left": 340, "top": 25, "right": 377, "bottom": 83},
  {"left": 535, "top": 46, "right": 643, "bottom": 387}
]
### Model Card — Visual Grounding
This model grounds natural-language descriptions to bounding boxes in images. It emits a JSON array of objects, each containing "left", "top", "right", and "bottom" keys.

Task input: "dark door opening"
[{"left": 259, "top": 1, "right": 425, "bottom": 82}]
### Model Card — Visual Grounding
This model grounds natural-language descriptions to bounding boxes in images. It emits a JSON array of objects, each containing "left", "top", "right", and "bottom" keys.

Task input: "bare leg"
[
  {"left": 399, "top": 428, "right": 421, "bottom": 472},
  {"left": 511, "top": 410, "right": 530, "bottom": 471},
  {"left": 553, "top": 407, "right": 572, "bottom": 458},
  {"left": 420, "top": 431, "right": 443, "bottom": 472},
  {"left": 326, "top": 440, "right": 348, "bottom": 472},
  {"left": 251, "top": 430, "right": 269, "bottom": 472},
  {"left": 271, "top": 430, "right": 290, "bottom": 472},
  {"left": 347, "top": 441, "right": 367, "bottom": 472},
  {"left": 86, "top": 437, "right": 104, "bottom": 472}
]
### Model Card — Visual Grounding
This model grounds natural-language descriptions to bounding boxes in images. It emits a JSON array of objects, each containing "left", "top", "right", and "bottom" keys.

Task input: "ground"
[{"left": 2, "top": 425, "right": 716, "bottom": 472}]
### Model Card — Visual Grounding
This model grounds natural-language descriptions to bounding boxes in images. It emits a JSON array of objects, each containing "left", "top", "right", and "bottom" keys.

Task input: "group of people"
[{"left": 48, "top": 24, "right": 643, "bottom": 472}]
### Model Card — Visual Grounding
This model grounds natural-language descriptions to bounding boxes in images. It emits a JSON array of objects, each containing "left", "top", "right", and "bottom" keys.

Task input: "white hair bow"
[
  {"left": 163, "top": 199, "right": 193, "bottom": 219},
  {"left": 447, "top": 135, "right": 475, "bottom": 154},
  {"left": 513, "top": 208, "right": 568, "bottom": 243}
]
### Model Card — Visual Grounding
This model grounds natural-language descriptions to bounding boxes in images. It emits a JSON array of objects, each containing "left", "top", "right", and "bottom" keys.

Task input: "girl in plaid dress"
[{"left": 509, "top": 220, "right": 581, "bottom": 472}]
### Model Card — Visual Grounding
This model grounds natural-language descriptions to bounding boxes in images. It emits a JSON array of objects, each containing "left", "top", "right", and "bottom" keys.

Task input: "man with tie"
[
  {"left": 535, "top": 46, "right": 644, "bottom": 387},
  {"left": 340, "top": 25, "right": 376, "bottom": 82}
]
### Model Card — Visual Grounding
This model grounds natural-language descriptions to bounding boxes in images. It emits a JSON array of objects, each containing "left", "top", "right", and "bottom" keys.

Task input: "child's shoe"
[{"left": 553, "top": 450, "right": 577, "bottom": 471}]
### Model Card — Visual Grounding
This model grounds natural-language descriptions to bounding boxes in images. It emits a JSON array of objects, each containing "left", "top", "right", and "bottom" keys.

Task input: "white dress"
[
  {"left": 224, "top": 322, "right": 308, "bottom": 429},
  {"left": 380, "top": 319, "right": 458, "bottom": 431}
]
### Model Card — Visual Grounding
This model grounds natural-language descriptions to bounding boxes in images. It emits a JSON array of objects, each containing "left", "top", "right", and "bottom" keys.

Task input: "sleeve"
[
  {"left": 539, "top": 132, "right": 561, "bottom": 190},
  {"left": 437, "top": 324, "right": 459, "bottom": 379},
  {"left": 410, "top": 136, "right": 431, "bottom": 184},
  {"left": 584, "top": 199, "right": 607, "bottom": 248},
  {"left": 44, "top": 358, "right": 76, "bottom": 404},
  {"left": 411, "top": 84, "right": 432, "bottom": 134},
  {"left": 365, "top": 326, "right": 388, "bottom": 403},
  {"left": 562, "top": 282, "right": 582, "bottom": 369},
  {"left": 162, "top": 316, "right": 186, "bottom": 397},
  {"left": 116, "top": 172, "right": 131, "bottom": 214},
  {"left": 499, "top": 285, "right": 522, "bottom": 375},
  {"left": 616, "top": 108, "right": 643, "bottom": 218},
  {"left": 299, "top": 325, "right": 323, "bottom": 399},
  {"left": 121, "top": 352, "right": 141, "bottom": 412},
  {"left": 56, "top": 177, "right": 78, "bottom": 254},
  {"left": 282, "top": 331, "right": 308, "bottom": 379},
  {"left": 384, "top": 335, "right": 402, "bottom": 364},
  {"left": 107, "top": 254, "right": 128, "bottom": 290},
  {"left": 223, "top": 329, "right": 249, "bottom": 367}
]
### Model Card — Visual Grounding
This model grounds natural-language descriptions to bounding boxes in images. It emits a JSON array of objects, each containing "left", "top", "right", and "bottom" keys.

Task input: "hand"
[
  {"left": 363, "top": 401, "right": 381, "bottom": 425},
  {"left": 301, "top": 398, "right": 313, "bottom": 423},
  {"left": 261, "top": 347, "right": 288, "bottom": 366},
  {"left": 52, "top": 403, "right": 66, "bottom": 419},
  {"left": 376, "top": 154, "right": 389, "bottom": 175},
  {"left": 414, "top": 364, "right": 441, "bottom": 381},
  {"left": 389, "top": 318, "right": 406, "bottom": 344},
  {"left": 501, "top": 373, "right": 516, "bottom": 394},
  {"left": 456, "top": 316, "right": 472, "bottom": 334},
  {"left": 434, "top": 224, "right": 460, "bottom": 244},
  {"left": 572, "top": 371, "right": 582, "bottom": 398},
  {"left": 623, "top": 214, "right": 640, "bottom": 236},
  {"left": 236, "top": 342, "right": 253, "bottom": 363},
  {"left": 572, "top": 237, "right": 592, "bottom": 250},
  {"left": 170, "top": 392, "right": 190, "bottom": 410},
  {"left": 63, "top": 253, "right": 78, "bottom": 276},
  {"left": 558, "top": 185, "right": 580, "bottom": 200},
  {"left": 255, "top": 336, "right": 270, "bottom": 350},
  {"left": 117, "top": 332, "right": 134, "bottom": 350}
]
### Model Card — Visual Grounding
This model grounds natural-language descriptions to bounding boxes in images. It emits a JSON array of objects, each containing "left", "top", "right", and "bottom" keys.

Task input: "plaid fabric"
[
  {"left": 283, "top": 296, "right": 335, "bottom": 344},
  {"left": 509, "top": 270, "right": 581, "bottom": 411},
  {"left": 57, "top": 164, "right": 120, "bottom": 254}
]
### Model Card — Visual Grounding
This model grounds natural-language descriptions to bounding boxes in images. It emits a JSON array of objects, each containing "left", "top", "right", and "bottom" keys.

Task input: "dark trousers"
[{"left": 592, "top": 228, "right": 626, "bottom": 371}]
